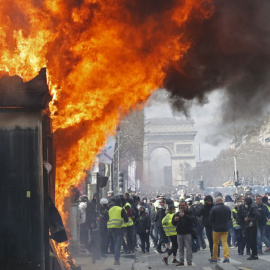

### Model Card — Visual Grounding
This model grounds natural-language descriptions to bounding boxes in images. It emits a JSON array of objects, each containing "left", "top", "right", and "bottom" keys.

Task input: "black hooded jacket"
[
  {"left": 244, "top": 197, "right": 260, "bottom": 228},
  {"left": 197, "top": 195, "right": 214, "bottom": 228}
]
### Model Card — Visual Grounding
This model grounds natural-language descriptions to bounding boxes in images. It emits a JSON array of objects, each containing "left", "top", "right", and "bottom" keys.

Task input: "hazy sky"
[{"left": 144, "top": 89, "right": 231, "bottom": 162}]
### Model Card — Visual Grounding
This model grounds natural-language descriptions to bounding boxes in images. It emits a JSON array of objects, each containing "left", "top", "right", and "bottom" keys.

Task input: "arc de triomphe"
[{"left": 143, "top": 118, "right": 197, "bottom": 187}]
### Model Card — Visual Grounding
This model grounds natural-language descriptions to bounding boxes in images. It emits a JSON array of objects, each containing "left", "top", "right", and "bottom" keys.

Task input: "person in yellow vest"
[
  {"left": 161, "top": 204, "right": 179, "bottom": 265},
  {"left": 107, "top": 198, "right": 128, "bottom": 266},
  {"left": 123, "top": 197, "right": 134, "bottom": 254}
]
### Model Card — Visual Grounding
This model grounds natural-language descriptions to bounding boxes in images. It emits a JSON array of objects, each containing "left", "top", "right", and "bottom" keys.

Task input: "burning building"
[{"left": 0, "top": 69, "right": 79, "bottom": 270}]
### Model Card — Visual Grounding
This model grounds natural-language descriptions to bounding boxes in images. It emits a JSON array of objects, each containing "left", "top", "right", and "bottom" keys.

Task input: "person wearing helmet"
[
  {"left": 99, "top": 198, "right": 109, "bottom": 257},
  {"left": 79, "top": 195, "right": 88, "bottom": 252}
]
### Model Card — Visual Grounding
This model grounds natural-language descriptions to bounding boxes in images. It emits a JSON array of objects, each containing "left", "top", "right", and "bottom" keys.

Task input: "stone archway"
[
  {"left": 149, "top": 147, "right": 172, "bottom": 187},
  {"left": 143, "top": 118, "right": 197, "bottom": 187}
]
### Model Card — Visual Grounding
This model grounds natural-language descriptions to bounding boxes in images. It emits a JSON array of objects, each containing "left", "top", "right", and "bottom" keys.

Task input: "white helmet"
[{"left": 100, "top": 198, "right": 108, "bottom": 205}]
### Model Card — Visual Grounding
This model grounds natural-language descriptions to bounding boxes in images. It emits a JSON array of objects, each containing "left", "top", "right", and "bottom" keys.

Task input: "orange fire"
[{"left": 0, "top": 0, "right": 213, "bottom": 233}]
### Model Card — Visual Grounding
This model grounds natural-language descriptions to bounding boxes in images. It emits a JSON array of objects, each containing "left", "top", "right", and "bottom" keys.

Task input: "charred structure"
[{"left": 0, "top": 69, "right": 70, "bottom": 270}]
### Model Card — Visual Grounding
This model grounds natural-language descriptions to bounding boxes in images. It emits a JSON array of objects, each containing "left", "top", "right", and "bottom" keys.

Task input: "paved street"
[
  {"left": 73, "top": 245, "right": 270, "bottom": 270},
  {"left": 133, "top": 246, "right": 270, "bottom": 270}
]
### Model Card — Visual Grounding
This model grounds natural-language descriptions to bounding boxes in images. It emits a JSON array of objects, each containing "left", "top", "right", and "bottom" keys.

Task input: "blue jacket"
[{"left": 209, "top": 203, "right": 231, "bottom": 232}]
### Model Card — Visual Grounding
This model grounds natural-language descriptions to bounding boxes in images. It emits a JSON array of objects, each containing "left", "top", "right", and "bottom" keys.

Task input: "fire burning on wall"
[{"left": 0, "top": 0, "right": 213, "bottom": 216}]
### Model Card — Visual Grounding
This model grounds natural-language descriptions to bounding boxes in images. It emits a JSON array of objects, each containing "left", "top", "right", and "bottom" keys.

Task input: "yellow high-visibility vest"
[
  {"left": 162, "top": 213, "right": 177, "bottom": 236},
  {"left": 232, "top": 209, "right": 238, "bottom": 228},
  {"left": 265, "top": 204, "right": 270, "bottom": 226},
  {"left": 122, "top": 202, "right": 133, "bottom": 227},
  {"left": 107, "top": 206, "right": 123, "bottom": 229}
]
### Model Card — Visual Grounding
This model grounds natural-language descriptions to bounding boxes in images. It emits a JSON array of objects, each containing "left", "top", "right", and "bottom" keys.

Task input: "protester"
[
  {"left": 107, "top": 198, "right": 128, "bottom": 265},
  {"left": 255, "top": 195, "right": 270, "bottom": 255},
  {"left": 78, "top": 195, "right": 89, "bottom": 251},
  {"left": 197, "top": 195, "right": 220, "bottom": 260},
  {"left": 136, "top": 205, "right": 151, "bottom": 253},
  {"left": 172, "top": 200, "right": 195, "bottom": 266},
  {"left": 161, "top": 204, "right": 179, "bottom": 265},
  {"left": 99, "top": 198, "right": 109, "bottom": 257},
  {"left": 244, "top": 197, "right": 260, "bottom": 260},
  {"left": 154, "top": 199, "right": 170, "bottom": 254},
  {"left": 209, "top": 197, "right": 231, "bottom": 263}
]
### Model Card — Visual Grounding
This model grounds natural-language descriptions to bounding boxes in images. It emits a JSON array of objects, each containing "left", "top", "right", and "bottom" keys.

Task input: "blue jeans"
[
  {"left": 227, "top": 220, "right": 237, "bottom": 246},
  {"left": 109, "top": 228, "right": 125, "bottom": 261},
  {"left": 257, "top": 224, "right": 270, "bottom": 252}
]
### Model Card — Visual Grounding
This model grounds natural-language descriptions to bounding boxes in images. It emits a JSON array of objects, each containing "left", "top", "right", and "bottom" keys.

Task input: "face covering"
[
  {"left": 237, "top": 202, "right": 242, "bottom": 206},
  {"left": 245, "top": 205, "right": 249, "bottom": 209}
]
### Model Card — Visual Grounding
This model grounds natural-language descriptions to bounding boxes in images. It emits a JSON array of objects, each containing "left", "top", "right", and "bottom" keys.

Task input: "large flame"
[{"left": 0, "top": 0, "right": 213, "bottom": 229}]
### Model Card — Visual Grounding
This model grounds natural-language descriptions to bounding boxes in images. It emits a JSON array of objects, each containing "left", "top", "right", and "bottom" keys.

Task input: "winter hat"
[
  {"left": 245, "top": 197, "right": 253, "bottom": 206},
  {"left": 225, "top": 195, "right": 233, "bottom": 202}
]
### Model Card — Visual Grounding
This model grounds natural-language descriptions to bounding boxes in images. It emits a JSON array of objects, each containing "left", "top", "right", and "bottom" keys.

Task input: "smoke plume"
[{"left": 163, "top": 0, "right": 270, "bottom": 123}]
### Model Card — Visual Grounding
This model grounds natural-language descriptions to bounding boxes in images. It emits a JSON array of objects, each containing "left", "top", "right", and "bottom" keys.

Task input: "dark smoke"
[{"left": 164, "top": 0, "right": 270, "bottom": 124}]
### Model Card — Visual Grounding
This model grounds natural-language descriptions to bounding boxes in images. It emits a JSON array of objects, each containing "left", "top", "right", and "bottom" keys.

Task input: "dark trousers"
[
  {"left": 197, "top": 223, "right": 206, "bottom": 248},
  {"left": 157, "top": 227, "right": 169, "bottom": 251},
  {"left": 246, "top": 226, "right": 257, "bottom": 256},
  {"left": 205, "top": 227, "right": 220, "bottom": 257},
  {"left": 108, "top": 231, "right": 114, "bottom": 253},
  {"left": 80, "top": 223, "right": 89, "bottom": 249},
  {"left": 168, "top": 235, "right": 178, "bottom": 256},
  {"left": 125, "top": 225, "right": 134, "bottom": 252},
  {"left": 139, "top": 232, "right": 150, "bottom": 252},
  {"left": 100, "top": 228, "right": 108, "bottom": 256},
  {"left": 150, "top": 223, "right": 158, "bottom": 246}
]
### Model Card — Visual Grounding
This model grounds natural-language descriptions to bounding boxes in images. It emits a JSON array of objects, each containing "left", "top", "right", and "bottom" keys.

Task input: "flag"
[
  {"left": 223, "top": 179, "right": 233, "bottom": 187},
  {"left": 97, "top": 136, "right": 116, "bottom": 164}
]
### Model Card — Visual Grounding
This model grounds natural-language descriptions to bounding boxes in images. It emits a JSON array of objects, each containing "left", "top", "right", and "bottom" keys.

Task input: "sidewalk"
[{"left": 73, "top": 252, "right": 135, "bottom": 270}]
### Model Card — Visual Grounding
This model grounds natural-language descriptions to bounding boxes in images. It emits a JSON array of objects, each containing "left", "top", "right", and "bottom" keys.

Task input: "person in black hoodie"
[
  {"left": 172, "top": 200, "right": 195, "bottom": 266},
  {"left": 136, "top": 205, "right": 151, "bottom": 253},
  {"left": 244, "top": 197, "right": 260, "bottom": 260},
  {"left": 197, "top": 195, "right": 220, "bottom": 260},
  {"left": 154, "top": 199, "right": 170, "bottom": 254}
]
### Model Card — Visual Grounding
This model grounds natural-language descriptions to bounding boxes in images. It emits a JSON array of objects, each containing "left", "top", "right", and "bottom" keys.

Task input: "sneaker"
[
  {"left": 202, "top": 245, "right": 206, "bottom": 249},
  {"left": 223, "top": 258, "right": 230, "bottom": 263},
  {"left": 162, "top": 257, "right": 168, "bottom": 265},
  {"left": 176, "top": 262, "right": 184, "bottom": 266},
  {"left": 113, "top": 261, "right": 121, "bottom": 265},
  {"left": 265, "top": 247, "right": 270, "bottom": 252},
  {"left": 154, "top": 249, "right": 163, "bottom": 254},
  {"left": 172, "top": 259, "right": 180, "bottom": 263},
  {"left": 209, "top": 259, "right": 218, "bottom": 263},
  {"left": 187, "top": 262, "right": 192, "bottom": 266},
  {"left": 247, "top": 256, "right": 259, "bottom": 260}
]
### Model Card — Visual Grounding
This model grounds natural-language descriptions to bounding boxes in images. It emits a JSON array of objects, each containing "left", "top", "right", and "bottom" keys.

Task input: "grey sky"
[{"left": 144, "top": 89, "right": 231, "bottom": 162}]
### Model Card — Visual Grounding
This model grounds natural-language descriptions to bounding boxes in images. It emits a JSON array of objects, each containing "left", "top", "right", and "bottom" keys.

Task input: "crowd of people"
[{"left": 77, "top": 188, "right": 270, "bottom": 266}]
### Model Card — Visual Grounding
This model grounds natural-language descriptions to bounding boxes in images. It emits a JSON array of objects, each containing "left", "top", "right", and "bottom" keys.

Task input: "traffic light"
[
  {"left": 118, "top": 171, "right": 124, "bottom": 189},
  {"left": 199, "top": 180, "right": 204, "bottom": 190},
  {"left": 235, "top": 181, "right": 241, "bottom": 187}
]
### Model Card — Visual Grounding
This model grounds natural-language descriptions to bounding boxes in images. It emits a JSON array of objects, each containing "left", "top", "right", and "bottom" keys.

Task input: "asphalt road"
[{"left": 134, "top": 246, "right": 270, "bottom": 270}]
